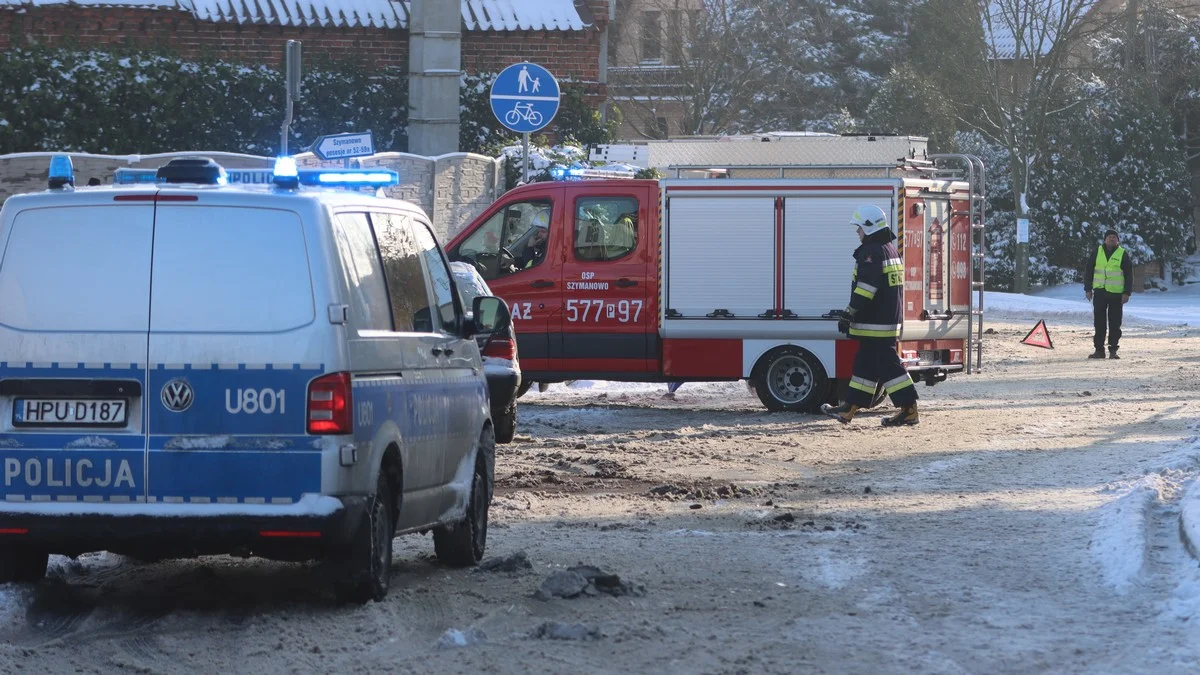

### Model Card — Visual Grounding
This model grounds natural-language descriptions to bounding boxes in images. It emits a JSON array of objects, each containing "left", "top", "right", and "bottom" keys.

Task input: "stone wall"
[
  {"left": 0, "top": 150, "right": 501, "bottom": 241},
  {"left": 359, "top": 152, "right": 501, "bottom": 240}
]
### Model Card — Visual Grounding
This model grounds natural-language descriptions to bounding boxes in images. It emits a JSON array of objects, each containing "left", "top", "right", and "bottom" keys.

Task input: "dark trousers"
[
  {"left": 1092, "top": 290, "right": 1124, "bottom": 352},
  {"left": 847, "top": 338, "right": 918, "bottom": 408}
]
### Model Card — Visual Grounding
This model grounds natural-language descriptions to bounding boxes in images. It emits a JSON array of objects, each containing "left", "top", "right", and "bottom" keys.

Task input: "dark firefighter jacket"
[{"left": 846, "top": 230, "right": 904, "bottom": 339}]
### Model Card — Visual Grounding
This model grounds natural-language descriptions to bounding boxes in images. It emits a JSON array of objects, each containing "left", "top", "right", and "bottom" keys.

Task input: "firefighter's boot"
[
  {"left": 820, "top": 402, "right": 859, "bottom": 425},
  {"left": 1088, "top": 349, "right": 1105, "bottom": 359},
  {"left": 881, "top": 403, "right": 919, "bottom": 427}
]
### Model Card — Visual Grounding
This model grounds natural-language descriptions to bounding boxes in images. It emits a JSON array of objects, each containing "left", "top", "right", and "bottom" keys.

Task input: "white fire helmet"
[{"left": 850, "top": 204, "right": 889, "bottom": 236}]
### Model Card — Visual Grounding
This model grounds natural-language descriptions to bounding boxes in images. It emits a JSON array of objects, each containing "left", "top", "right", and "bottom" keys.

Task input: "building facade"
[
  {"left": 606, "top": 0, "right": 704, "bottom": 140},
  {"left": 0, "top": 0, "right": 610, "bottom": 102}
]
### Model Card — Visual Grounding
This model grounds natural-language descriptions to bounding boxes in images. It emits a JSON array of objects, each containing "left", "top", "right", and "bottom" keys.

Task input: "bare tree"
[
  {"left": 608, "top": 0, "right": 758, "bottom": 138},
  {"left": 971, "top": 0, "right": 1121, "bottom": 290}
]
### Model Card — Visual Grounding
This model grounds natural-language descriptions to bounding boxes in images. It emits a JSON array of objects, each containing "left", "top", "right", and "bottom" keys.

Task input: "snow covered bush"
[
  {"left": 1029, "top": 77, "right": 1192, "bottom": 284},
  {"left": 0, "top": 47, "right": 408, "bottom": 155}
]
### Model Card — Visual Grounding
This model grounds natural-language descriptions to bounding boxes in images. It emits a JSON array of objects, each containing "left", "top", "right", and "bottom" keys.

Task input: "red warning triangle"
[{"left": 1021, "top": 319, "right": 1053, "bottom": 349}]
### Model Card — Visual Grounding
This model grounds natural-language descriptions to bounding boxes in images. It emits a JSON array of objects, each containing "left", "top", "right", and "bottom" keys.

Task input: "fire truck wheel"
[{"left": 751, "top": 347, "right": 828, "bottom": 413}]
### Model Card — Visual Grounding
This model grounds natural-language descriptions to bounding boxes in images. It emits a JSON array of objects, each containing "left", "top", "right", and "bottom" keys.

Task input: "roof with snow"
[
  {"left": 983, "top": 0, "right": 1097, "bottom": 60},
  {"left": 0, "top": 0, "right": 593, "bottom": 30}
]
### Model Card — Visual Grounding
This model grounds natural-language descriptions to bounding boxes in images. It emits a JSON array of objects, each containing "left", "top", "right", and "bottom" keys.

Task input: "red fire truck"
[{"left": 446, "top": 150, "right": 986, "bottom": 412}]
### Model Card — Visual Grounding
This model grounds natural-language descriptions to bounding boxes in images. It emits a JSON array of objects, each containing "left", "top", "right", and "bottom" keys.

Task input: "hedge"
[
  {"left": 0, "top": 47, "right": 615, "bottom": 159},
  {"left": 0, "top": 46, "right": 407, "bottom": 156}
]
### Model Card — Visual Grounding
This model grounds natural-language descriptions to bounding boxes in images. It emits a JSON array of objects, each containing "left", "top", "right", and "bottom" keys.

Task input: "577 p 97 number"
[{"left": 566, "top": 299, "right": 644, "bottom": 323}]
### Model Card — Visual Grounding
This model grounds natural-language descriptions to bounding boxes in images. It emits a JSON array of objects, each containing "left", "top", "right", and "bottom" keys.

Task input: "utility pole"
[
  {"left": 1015, "top": 190, "right": 1029, "bottom": 294},
  {"left": 409, "top": 0, "right": 462, "bottom": 154},
  {"left": 598, "top": 0, "right": 616, "bottom": 124},
  {"left": 280, "top": 41, "right": 301, "bottom": 155}
]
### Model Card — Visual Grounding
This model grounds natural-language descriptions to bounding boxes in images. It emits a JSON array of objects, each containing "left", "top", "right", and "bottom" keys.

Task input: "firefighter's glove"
[{"left": 837, "top": 317, "right": 851, "bottom": 335}]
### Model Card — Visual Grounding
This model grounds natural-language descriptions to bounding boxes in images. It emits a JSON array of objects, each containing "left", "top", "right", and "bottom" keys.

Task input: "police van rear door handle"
[
  {"left": 530, "top": 280, "right": 554, "bottom": 288},
  {"left": 615, "top": 278, "right": 638, "bottom": 287}
]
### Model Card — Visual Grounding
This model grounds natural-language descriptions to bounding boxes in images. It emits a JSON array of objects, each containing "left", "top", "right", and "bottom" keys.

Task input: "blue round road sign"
[{"left": 490, "top": 62, "right": 560, "bottom": 134}]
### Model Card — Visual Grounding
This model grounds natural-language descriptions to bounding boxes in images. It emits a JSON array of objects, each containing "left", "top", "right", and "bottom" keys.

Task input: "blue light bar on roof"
[
  {"left": 300, "top": 169, "right": 399, "bottom": 187},
  {"left": 111, "top": 158, "right": 399, "bottom": 191},
  {"left": 113, "top": 168, "right": 159, "bottom": 185},
  {"left": 272, "top": 157, "right": 300, "bottom": 189},
  {"left": 48, "top": 154, "right": 75, "bottom": 189},
  {"left": 115, "top": 167, "right": 275, "bottom": 185},
  {"left": 274, "top": 156, "right": 299, "bottom": 178},
  {"left": 547, "top": 163, "right": 636, "bottom": 181}
]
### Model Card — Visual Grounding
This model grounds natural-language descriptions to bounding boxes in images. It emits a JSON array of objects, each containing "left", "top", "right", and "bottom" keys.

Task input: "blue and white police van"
[{"left": 0, "top": 155, "right": 512, "bottom": 603}]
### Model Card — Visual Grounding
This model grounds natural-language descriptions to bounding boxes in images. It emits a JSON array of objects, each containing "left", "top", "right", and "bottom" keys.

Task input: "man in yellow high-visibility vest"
[{"left": 1083, "top": 229, "right": 1132, "bottom": 359}]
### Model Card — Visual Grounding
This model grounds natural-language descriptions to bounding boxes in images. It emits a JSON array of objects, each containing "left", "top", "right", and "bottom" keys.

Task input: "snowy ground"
[
  {"left": 3, "top": 290, "right": 1200, "bottom": 673},
  {"left": 986, "top": 282, "right": 1200, "bottom": 328}
]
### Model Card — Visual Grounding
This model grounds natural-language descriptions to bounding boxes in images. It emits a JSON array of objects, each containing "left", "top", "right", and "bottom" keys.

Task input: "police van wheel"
[
  {"left": 495, "top": 402, "right": 517, "bottom": 444},
  {"left": 334, "top": 472, "right": 394, "bottom": 604},
  {"left": 433, "top": 428, "right": 494, "bottom": 567},
  {"left": 752, "top": 347, "right": 828, "bottom": 413},
  {"left": 0, "top": 549, "right": 49, "bottom": 584}
]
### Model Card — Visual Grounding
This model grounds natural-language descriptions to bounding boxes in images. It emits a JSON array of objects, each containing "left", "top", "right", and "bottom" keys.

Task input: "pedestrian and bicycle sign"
[
  {"left": 313, "top": 131, "right": 375, "bottom": 161},
  {"left": 490, "top": 62, "right": 560, "bottom": 133}
]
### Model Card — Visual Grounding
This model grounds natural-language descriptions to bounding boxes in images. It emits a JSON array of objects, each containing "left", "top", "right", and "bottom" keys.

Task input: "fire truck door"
[
  {"left": 557, "top": 190, "right": 652, "bottom": 373},
  {"left": 447, "top": 194, "right": 561, "bottom": 373}
]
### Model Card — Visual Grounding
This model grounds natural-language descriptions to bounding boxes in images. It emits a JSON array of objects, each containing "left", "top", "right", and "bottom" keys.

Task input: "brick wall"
[
  {"left": 0, "top": 6, "right": 608, "bottom": 84},
  {"left": 461, "top": 30, "right": 603, "bottom": 82},
  {"left": 0, "top": 7, "right": 409, "bottom": 69}
]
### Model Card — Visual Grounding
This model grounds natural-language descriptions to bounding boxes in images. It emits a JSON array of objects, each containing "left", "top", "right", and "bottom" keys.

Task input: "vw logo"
[{"left": 161, "top": 379, "right": 194, "bottom": 413}]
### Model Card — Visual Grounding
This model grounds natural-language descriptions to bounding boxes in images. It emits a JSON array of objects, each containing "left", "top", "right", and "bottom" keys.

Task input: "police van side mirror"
[{"left": 471, "top": 296, "right": 511, "bottom": 335}]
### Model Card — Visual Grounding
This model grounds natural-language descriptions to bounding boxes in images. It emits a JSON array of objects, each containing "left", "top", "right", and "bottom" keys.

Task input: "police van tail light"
[
  {"left": 482, "top": 336, "right": 516, "bottom": 360},
  {"left": 307, "top": 372, "right": 352, "bottom": 435}
]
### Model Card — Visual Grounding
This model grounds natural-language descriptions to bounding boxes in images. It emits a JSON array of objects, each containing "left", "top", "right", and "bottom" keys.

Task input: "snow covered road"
[{"left": 2, "top": 314, "right": 1200, "bottom": 674}]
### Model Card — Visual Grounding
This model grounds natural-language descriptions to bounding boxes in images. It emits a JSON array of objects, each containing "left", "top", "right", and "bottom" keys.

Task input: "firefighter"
[
  {"left": 517, "top": 219, "right": 549, "bottom": 269},
  {"left": 1083, "top": 229, "right": 1131, "bottom": 359},
  {"left": 820, "top": 204, "right": 920, "bottom": 427}
]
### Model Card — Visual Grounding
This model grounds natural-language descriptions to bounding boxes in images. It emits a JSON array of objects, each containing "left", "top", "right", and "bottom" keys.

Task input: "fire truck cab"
[{"left": 447, "top": 138, "right": 985, "bottom": 412}]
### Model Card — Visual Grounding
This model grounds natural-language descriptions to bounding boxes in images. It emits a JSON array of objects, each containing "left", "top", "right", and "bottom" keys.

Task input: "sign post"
[
  {"left": 281, "top": 40, "right": 302, "bottom": 155},
  {"left": 490, "top": 62, "right": 560, "bottom": 182},
  {"left": 312, "top": 131, "right": 376, "bottom": 164}
]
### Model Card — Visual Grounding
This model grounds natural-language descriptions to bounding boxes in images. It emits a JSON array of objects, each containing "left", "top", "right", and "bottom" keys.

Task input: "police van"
[{"left": 0, "top": 155, "right": 512, "bottom": 603}]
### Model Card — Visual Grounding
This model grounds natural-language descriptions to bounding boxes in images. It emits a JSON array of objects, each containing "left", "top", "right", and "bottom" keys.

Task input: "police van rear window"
[
  {"left": 0, "top": 205, "right": 154, "bottom": 332},
  {"left": 149, "top": 206, "right": 314, "bottom": 333}
]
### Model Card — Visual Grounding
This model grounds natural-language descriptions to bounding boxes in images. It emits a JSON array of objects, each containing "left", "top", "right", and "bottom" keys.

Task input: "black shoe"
[
  {"left": 881, "top": 404, "right": 919, "bottom": 427},
  {"left": 1108, "top": 352, "right": 1120, "bottom": 360},
  {"left": 1088, "top": 350, "right": 1105, "bottom": 359}
]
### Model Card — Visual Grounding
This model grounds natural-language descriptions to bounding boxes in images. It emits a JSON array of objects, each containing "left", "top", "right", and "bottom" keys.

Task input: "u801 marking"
[{"left": 225, "top": 388, "right": 286, "bottom": 415}]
